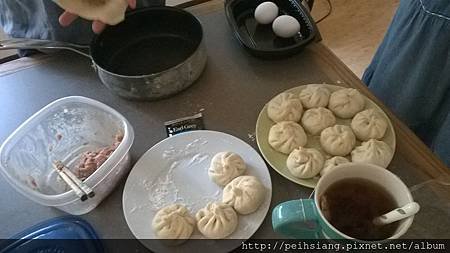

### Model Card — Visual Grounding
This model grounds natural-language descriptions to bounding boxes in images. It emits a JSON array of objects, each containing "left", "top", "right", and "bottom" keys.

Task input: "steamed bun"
[
  {"left": 268, "top": 121, "right": 307, "bottom": 154},
  {"left": 320, "top": 156, "right": 350, "bottom": 176},
  {"left": 54, "top": 0, "right": 128, "bottom": 25},
  {"left": 223, "top": 176, "right": 265, "bottom": 215},
  {"left": 328, "top": 88, "right": 365, "bottom": 118},
  {"left": 320, "top": 125, "right": 356, "bottom": 156},
  {"left": 299, "top": 84, "right": 331, "bottom": 109},
  {"left": 267, "top": 92, "right": 303, "bottom": 123},
  {"left": 196, "top": 202, "right": 238, "bottom": 239},
  {"left": 301, "top": 107, "right": 336, "bottom": 135},
  {"left": 152, "top": 204, "right": 196, "bottom": 239},
  {"left": 208, "top": 152, "right": 246, "bottom": 186},
  {"left": 351, "top": 109, "right": 388, "bottom": 141},
  {"left": 286, "top": 147, "right": 324, "bottom": 179},
  {"left": 351, "top": 139, "right": 393, "bottom": 168}
]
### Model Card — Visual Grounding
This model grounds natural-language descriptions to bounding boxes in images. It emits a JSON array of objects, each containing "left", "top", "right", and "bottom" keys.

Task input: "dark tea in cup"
[{"left": 319, "top": 177, "right": 399, "bottom": 240}]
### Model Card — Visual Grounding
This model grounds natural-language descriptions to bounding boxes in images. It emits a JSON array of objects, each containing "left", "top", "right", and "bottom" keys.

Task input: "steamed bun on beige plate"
[
  {"left": 267, "top": 92, "right": 303, "bottom": 123},
  {"left": 301, "top": 107, "right": 336, "bottom": 135},
  {"left": 268, "top": 121, "right": 307, "bottom": 154},
  {"left": 286, "top": 147, "right": 324, "bottom": 179},
  {"left": 299, "top": 84, "right": 331, "bottom": 109},
  {"left": 320, "top": 156, "right": 350, "bottom": 176},
  {"left": 320, "top": 125, "right": 356, "bottom": 156},
  {"left": 328, "top": 88, "right": 365, "bottom": 118},
  {"left": 351, "top": 139, "right": 393, "bottom": 168},
  {"left": 351, "top": 109, "right": 388, "bottom": 141}
]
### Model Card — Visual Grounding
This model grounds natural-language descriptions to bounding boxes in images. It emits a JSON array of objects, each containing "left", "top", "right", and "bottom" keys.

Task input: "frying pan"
[{"left": 0, "top": 6, "right": 207, "bottom": 100}]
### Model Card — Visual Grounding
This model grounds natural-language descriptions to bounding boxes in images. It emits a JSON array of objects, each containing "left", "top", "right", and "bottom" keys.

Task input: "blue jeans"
[{"left": 363, "top": 0, "right": 450, "bottom": 167}]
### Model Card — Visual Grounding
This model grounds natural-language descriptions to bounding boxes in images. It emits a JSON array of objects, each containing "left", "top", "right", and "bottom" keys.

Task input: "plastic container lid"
[{"left": 0, "top": 216, "right": 104, "bottom": 253}]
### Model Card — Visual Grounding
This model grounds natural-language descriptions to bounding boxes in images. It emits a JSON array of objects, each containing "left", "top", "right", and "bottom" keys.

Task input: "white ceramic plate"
[
  {"left": 123, "top": 130, "right": 272, "bottom": 252},
  {"left": 256, "top": 84, "right": 396, "bottom": 188}
]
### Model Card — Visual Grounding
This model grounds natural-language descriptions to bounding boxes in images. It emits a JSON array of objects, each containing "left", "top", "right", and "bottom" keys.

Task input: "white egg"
[
  {"left": 272, "top": 15, "right": 301, "bottom": 38},
  {"left": 254, "top": 2, "right": 279, "bottom": 25}
]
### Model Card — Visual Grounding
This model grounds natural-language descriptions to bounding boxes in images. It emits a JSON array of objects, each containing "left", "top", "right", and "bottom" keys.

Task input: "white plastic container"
[{"left": 0, "top": 96, "right": 134, "bottom": 215}]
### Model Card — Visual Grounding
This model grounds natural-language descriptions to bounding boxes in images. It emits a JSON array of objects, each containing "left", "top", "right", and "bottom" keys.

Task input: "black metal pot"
[{"left": 0, "top": 7, "right": 207, "bottom": 101}]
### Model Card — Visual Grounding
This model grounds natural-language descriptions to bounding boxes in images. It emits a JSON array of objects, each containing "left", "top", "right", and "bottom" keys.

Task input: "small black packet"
[{"left": 164, "top": 113, "right": 205, "bottom": 137}]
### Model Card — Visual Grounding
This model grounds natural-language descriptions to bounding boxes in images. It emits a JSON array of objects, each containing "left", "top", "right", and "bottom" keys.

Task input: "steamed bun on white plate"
[
  {"left": 53, "top": 0, "right": 128, "bottom": 25},
  {"left": 152, "top": 204, "right": 196, "bottom": 239},
  {"left": 268, "top": 121, "right": 307, "bottom": 154},
  {"left": 320, "top": 156, "right": 350, "bottom": 176},
  {"left": 267, "top": 92, "right": 303, "bottom": 123},
  {"left": 301, "top": 107, "right": 336, "bottom": 135},
  {"left": 208, "top": 152, "right": 246, "bottom": 186},
  {"left": 320, "top": 125, "right": 356, "bottom": 156},
  {"left": 351, "top": 109, "right": 388, "bottom": 141},
  {"left": 328, "top": 88, "right": 365, "bottom": 118},
  {"left": 351, "top": 139, "right": 393, "bottom": 168},
  {"left": 286, "top": 147, "right": 324, "bottom": 179},
  {"left": 196, "top": 202, "right": 238, "bottom": 239},
  {"left": 223, "top": 175, "right": 265, "bottom": 215},
  {"left": 299, "top": 84, "right": 331, "bottom": 109}
]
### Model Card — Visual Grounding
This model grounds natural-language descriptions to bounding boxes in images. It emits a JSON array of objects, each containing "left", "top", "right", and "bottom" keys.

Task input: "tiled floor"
[{"left": 0, "top": 0, "right": 400, "bottom": 77}]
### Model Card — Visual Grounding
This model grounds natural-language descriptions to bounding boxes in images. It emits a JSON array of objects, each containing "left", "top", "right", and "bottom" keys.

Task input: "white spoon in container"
[{"left": 373, "top": 202, "right": 420, "bottom": 226}]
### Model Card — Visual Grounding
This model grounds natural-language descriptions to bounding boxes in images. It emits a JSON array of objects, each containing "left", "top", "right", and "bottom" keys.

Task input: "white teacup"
[{"left": 272, "top": 163, "right": 417, "bottom": 240}]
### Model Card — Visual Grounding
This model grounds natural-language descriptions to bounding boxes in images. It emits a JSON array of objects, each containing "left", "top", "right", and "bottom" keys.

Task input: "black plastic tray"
[{"left": 225, "top": 0, "right": 319, "bottom": 59}]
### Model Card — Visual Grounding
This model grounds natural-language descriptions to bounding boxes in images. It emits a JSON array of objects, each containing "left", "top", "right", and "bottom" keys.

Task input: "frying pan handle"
[{"left": 0, "top": 38, "right": 91, "bottom": 58}]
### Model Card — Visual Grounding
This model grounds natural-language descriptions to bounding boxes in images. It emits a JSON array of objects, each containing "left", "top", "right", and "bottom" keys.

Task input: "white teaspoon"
[{"left": 373, "top": 202, "right": 420, "bottom": 226}]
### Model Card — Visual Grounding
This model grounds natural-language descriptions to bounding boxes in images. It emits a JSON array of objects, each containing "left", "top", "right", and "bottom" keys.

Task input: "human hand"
[{"left": 58, "top": 0, "right": 136, "bottom": 34}]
